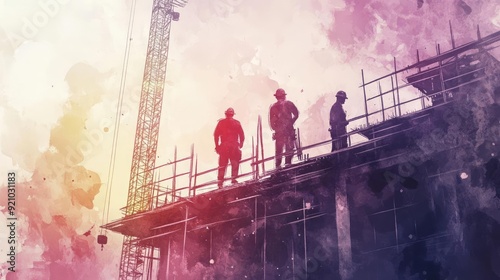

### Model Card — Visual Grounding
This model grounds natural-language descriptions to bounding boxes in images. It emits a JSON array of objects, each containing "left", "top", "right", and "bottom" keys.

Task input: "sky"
[{"left": 0, "top": 0, "right": 499, "bottom": 278}]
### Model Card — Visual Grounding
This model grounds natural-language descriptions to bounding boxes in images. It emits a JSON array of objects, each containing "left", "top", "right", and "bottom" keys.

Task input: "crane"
[{"left": 114, "top": 0, "right": 187, "bottom": 278}]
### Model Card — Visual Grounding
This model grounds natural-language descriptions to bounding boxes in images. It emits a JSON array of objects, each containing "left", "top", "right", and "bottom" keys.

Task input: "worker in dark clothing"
[
  {"left": 214, "top": 107, "right": 245, "bottom": 188},
  {"left": 329, "top": 90, "right": 349, "bottom": 152},
  {"left": 269, "top": 88, "right": 299, "bottom": 168}
]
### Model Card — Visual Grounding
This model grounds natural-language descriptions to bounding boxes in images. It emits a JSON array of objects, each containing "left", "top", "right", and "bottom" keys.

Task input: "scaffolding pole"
[
  {"left": 361, "top": 69, "right": 369, "bottom": 126},
  {"left": 393, "top": 57, "right": 402, "bottom": 117}
]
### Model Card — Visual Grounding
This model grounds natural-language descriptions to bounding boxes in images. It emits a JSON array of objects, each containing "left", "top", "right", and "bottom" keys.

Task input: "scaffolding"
[
  {"left": 123, "top": 30, "right": 500, "bottom": 215},
  {"left": 105, "top": 28, "right": 500, "bottom": 280}
]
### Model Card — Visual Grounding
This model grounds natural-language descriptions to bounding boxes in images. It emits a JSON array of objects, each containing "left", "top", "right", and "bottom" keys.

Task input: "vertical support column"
[
  {"left": 158, "top": 238, "right": 171, "bottom": 280},
  {"left": 209, "top": 229, "right": 213, "bottom": 263},
  {"left": 391, "top": 76, "right": 398, "bottom": 116},
  {"left": 449, "top": 21, "right": 456, "bottom": 49},
  {"left": 417, "top": 49, "right": 426, "bottom": 110},
  {"left": 440, "top": 173, "right": 463, "bottom": 246},
  {"left": 146, "top": 246, "right": 155, "bottom": 279},
  {"left": 437, "top": 44, "right": 447, "bottom": 103},
  {"left": 302, "top": 199, "right": 308, "bottom": 277},
  {"left": 263, "top": 202, "right": 267, "bottom": 280},
  {"left": 291, "top": 238, "right": 296, "bottom": 280},
  {"left": 153, "top": 173, "right": 158, "bottom": 208},
  {"left": 416, "top": 50, "right": 421, "bottom": 72},
  {"left": 254, "top": 197, "right": 258, "bottom": 245},
  {"left": 252, "top": 137, "right": 255, "bottom": 179},
  {"left": 393, "top": 194, "right": 399, "bottom": 253},
  {"left": 255, "top": 140, "right": 260, "bottom": 180},
  {"left": 172, "top": 146, "right": 177, "bottom": 202},
  {"left": 188, "top": 144, "right": 194, "bottom": 197},
  {"left": 378, "top": 82, "right": 385, "bottom": 121},
  {"left": 193, "top": 155, "right": 198, "bottom": 196},
  {"left": 393, "top": 57, "right": 402, "bottom": 117},
  {"left": 335, "top": 170, "right": 352, "bottom": 280},
  {"left": 297, "top": 128, "right": 303, "bottom": 159},
  {"left": 182, "top": 206, "right": 189, "bottom": 261},
  {"left": 361, "top": 69, "right": 369, "bottom": 127},
  {"left": 255, "top": 117, "right": 261, "bottom": 179},
  {"left": 259, "top": 115, "right": 265, "bottom": 174}
]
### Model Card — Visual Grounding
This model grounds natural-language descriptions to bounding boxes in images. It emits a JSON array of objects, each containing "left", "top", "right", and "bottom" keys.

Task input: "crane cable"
[{"left": 100, "top": 0, "right": 138, "bottom": 235}]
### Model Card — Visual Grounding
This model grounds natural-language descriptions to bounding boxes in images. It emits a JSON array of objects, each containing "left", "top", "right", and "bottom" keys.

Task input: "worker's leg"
[
  {"left": 340, "top": 135, "right": 348, "bottom": 149},
  {"left": 339, "top": 128, "right": 348, "bottom": 149},
  {"left": 275, "top": 136, "right": 285, "bottom": 167},
  {"left": 330, "top": 130, "right": 337, "bottom": 152},
  {"left": 230, "top": 146, "right": 242, "bottom": 183},
  {"left": 218, "top": 152, "right": 229, "bottom": 187},
  {"left": 284, "top": 135, "right": 294, "bottom": 165}
]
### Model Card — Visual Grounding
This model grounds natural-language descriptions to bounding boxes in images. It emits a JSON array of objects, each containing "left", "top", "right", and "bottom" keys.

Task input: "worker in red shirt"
[
  {"left": 269, "top": 88, "right": 299, "bottom": 168},
  {"left": 214, "top": 107, "right": 245, "bottom": 188}
]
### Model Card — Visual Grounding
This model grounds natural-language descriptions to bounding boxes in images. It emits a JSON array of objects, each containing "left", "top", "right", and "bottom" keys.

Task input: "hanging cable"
[{"left": 100, "top": 0, "right": 138, "bottom": 236}]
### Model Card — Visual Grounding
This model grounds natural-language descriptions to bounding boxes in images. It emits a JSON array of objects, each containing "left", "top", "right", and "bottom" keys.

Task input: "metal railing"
[{"left": 119, "top": 29, "right": 500, "bottom": 215}]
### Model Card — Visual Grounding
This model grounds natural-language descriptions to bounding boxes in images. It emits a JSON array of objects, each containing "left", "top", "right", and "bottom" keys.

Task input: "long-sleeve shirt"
[
  {"left": 330, "top": 101, "right": 347, "bottom": 134},
  {"left": 214, "top": 117, "right": 245, "bottom": 147},
  {"left": 269, "top": 100, "right": 299, "bottom": 135}
]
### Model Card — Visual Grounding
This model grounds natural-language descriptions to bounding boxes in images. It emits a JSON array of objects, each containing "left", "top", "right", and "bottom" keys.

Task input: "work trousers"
[
  {"left": 330, "top": 127, "right": 348, "bottom": 152},
  {"left": 218, "top": 145, "right": 242, "bottom": 182},
  {"left": 275, "top": 133, "right": 295, "bottom": 167}
]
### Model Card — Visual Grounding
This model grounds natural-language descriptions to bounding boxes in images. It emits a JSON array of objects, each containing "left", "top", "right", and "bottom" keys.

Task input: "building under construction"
[{"left": 101, "top": 2, "right": 500, "bottom": 279}]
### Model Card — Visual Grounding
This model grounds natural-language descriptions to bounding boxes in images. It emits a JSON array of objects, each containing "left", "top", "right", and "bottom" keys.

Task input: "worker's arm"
[
  {"left": 329, "top": 105, "right": 335, "bottom": 127},
  {"left": 290, "top": 102, "right": 299, "bottom": 124},
  {"left": 238, "top": 123, "right": 245, "bottom": 148},
  {"left": 340, "top": 108, "right": 349, "bottom": 126},
  {"left": 269, "top": 105, "right": 278, "bottom": 131},
  {"left": 213, "top": 122, "right": 220, "bottom": 148}
]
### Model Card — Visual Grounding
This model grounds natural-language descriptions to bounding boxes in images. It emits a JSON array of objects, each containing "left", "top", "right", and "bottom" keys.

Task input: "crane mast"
[{"left": 119, "top": 0, "right": 187, "bottom": 279}]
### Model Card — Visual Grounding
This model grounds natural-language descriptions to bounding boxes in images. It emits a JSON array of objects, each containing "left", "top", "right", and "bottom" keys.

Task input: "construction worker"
[
  {"left": 269, "top": 88, "right": 299, "bottom": 168},
  {"left": 329, "top": 90, "right": 349, "bottom": 152},
  {"left": 214, "top": 107, "right": 245, "bottom": 188}
]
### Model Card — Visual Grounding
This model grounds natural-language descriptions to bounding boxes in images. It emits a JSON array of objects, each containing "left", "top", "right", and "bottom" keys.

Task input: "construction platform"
[{"left": 104, "top": 30, "right": 500, "bottom": 279}]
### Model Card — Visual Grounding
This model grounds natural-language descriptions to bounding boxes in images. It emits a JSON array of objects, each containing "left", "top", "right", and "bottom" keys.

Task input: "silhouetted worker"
[
  {"left": 214, "top": 107, "right": 245, "bottom": 188},
  {"left": 269, "top": 88, "right": 299, "bottom": 168},
  {"left": 329, "top": 90, "right": 349, "bottom": 152}
]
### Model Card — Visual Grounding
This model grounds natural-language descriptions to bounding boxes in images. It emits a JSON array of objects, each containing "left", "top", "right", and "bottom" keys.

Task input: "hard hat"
[
  {"left": 336, "top": 90, "right": 348, "bottom": 99},
  {"left": 274, "top": 88, "right": 287, "bottom": 97},
  {"left": 225, "top": 107, "right": 235, "bottom": 115}
]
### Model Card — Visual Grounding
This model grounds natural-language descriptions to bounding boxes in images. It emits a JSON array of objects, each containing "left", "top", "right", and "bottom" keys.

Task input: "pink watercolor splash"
[
  {"left": 325, "top": 0, "right": 499, "bottom": 67},
  {"left": 1, "top": 63, "right": 118, "bottom": 280}
]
